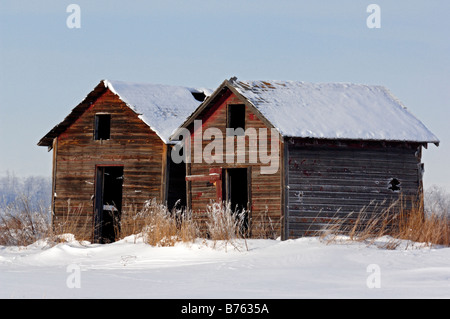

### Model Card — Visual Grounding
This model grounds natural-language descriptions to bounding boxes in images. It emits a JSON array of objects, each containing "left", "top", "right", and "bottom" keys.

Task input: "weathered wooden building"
[
  {"left": 38, "top": 80, "right": 209, "bottom": 243},
  {"left": 173, "top": 77, "right": 439, "bottom": 239}
]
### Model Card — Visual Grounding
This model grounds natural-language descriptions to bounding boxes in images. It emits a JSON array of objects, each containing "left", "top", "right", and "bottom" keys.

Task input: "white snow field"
[{"left": 0, "top": 235, "right": 448, "bottom": 299}]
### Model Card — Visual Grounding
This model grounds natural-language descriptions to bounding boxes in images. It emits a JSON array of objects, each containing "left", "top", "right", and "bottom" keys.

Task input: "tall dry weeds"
[
  {"left": 52, "top": 200, "right": 92, "bottom": 242},
  {"left": 393, "top": 197, "right": 449, "bottom": 247},
  {"left": 203, "top": 201, "right": 250, "bottom": 251},
  {"left": 250, "top": 206, "right": 279, "bottom": 239},
  {"left": 122, "top": 199, "right": 198, "bottom": 246},
  {"left": 320, "top": 195, "right": 450, "bottom": 249}
]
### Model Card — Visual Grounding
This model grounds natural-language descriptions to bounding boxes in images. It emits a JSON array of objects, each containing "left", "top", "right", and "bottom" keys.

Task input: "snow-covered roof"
[
  {"left": 104, "top": 80, "right": 211, "bottom": 143},
  {"left": 38, "top": 80, "right": 211, "bottom": 147},
  {"left": 228, "top": 78, "right": 439, "bottom": 144}
]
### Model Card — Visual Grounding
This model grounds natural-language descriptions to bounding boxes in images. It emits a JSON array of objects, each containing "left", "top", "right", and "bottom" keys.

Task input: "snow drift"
[{"left": 0, "top": 235, "right": 449, "bottom": 299}]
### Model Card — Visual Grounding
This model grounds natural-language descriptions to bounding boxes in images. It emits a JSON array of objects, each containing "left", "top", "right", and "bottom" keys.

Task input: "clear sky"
[{"left": 0, "top": 1, "right": 449, "bottom": 191}]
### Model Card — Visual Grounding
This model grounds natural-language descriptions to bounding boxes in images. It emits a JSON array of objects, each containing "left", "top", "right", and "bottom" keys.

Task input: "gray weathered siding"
[{"left": 286, "top": 138, "right": 423, "bottom": 238}]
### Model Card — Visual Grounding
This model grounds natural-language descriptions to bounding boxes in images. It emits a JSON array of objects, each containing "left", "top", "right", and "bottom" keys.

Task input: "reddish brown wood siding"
[
  {"left": 187, "top": 89, "right": 284, "bottom": 237},
  {"left": 52, "top": 89, "right": 165, "bottom": 240}
]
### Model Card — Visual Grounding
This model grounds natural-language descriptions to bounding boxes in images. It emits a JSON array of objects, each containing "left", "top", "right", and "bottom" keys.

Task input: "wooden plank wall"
[
  {"left": 188, "top": 89, "right": 283, "bottom": 238},
  {"left": 286, "top": 138, "right": 423, "bottom": 238},
  {"left": 53, "top": 89, "right": 165, "bottom": 240}
]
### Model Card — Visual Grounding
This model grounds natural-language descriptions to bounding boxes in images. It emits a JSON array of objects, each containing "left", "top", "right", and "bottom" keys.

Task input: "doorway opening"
[
  {"left": 167, "top": 159, "right": 187, "bottom": 211},
  {"left": 223, "top": 167, "right": 250, "bottom": 234},
  {"left": 94, "top": 166, "right": 124, "bottom": 243}
]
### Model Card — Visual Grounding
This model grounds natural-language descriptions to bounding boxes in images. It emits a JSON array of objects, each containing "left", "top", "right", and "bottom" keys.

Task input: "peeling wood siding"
[
  {"left": 52, "top": 90, "right": 165, "bottom": 240},
  {"left": 286, "top": 138, "right": 423, "bottom": 238}
]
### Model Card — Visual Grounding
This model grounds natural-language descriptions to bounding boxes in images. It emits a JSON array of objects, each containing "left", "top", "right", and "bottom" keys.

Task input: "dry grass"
[
  {"left": 3, "top": 190, "right": 447, "bottom": 250},
  {"left": 394, "top": 197, "right": 449, "bottom": 247},
  {"left": 0, "top": 195, "right": 252, "bottom": 248},
  {"left": 52, "top": 201, "right": 92, "bottom": 242},
  {"left": 133, "top": 200, "right": 278, "bottom": 250},
  {"left": 143, "top": 199, "right": 198, "bottom": 247},
  {"left": 0, "top": 196, "right": 95, "bottom": 246},
  {"left": 205, "top": 202, "right": 245, "bottom": 240},
  {"left": 120, "top": 199, "right": 199, "bottom": 246},
  {"left": 203, "top": 201, "right": 248, "bottom": 251},
  {"left": 320, "top": 195, "right": 450, "bottom": 249},
  {"left": 250, "top": 206, "right": 280, "bottom": 240}
]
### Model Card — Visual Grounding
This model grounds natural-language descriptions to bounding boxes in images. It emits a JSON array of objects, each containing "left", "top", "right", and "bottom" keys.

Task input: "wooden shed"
[
  {"left": 172, "top": 77, "right": 439, "bottom": 240},
  {"left": 38, "top": 80, "right": 209, "bottom": 243}
]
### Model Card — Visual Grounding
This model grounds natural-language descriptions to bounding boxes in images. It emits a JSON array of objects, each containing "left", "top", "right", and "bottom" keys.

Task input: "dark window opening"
[
  {"left": 191, "top": 91, "right": 206, "bottom": 102},
  {"left": 227, "top": 104, "right": 245, "bottom": 136},
  {"left": 223, "top": 168, "right": 249, "bottom": 234},
  {"left": 94, "top": 166, "right": 123, "bottom": 243},
  {"left": 388, "top": 178, "right": 401, "bottom": 192},
  {"left": 94, "top": 114, "right": 111, "bottom": 140}
]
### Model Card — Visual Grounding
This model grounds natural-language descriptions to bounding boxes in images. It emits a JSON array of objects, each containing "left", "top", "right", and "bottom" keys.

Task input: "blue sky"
[{"left": 0, "top": 1, "right": 449, "bottom": 191}]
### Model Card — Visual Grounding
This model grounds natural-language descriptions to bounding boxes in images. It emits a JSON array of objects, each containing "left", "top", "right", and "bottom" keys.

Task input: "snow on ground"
[{"left": 0, "top": 235, "right": 449, "bottom": 299}]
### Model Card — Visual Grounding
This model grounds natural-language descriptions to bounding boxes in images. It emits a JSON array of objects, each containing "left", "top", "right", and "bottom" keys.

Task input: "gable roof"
[
  {"left": 38, "top": 80, "right": 211, "bottom": 147},
  {"left": 173, "top": 77, "right": 439, "bottom": 145}
]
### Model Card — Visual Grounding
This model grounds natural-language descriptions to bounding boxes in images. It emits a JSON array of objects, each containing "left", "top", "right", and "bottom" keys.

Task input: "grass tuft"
[{"left": 320, "top": 195, "right": 450, "bottom": 249}]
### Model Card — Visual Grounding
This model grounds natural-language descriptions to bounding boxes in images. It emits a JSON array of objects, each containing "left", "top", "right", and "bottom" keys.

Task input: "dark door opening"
[
  {"left": 94, "top": 166, "right": 123, "bottom": 243},
  {"left": 167, "top": 159, "right": 187, "bottom": 211},
  {"left": 223, "top": 168, "right": 249, "bottom": 234}
]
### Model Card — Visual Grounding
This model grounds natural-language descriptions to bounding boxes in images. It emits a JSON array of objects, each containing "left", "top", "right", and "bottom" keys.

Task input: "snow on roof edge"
[
  {"left": 377, "top": 86, "right": 440, "bottom": 144},
  {"left": 103, "top": 79, "right": 210, "bottom": 144},
  {"left": 103, "top": 79, "right": 169, "bottom": 142},
  {"left": 229, "top": 78, "right": 440, "bottom": 145}
]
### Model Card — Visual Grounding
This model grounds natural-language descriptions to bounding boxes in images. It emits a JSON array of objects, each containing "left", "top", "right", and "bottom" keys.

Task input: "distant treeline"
[{"left": 0, "top": 172, "right": 52, "bottom": 212}]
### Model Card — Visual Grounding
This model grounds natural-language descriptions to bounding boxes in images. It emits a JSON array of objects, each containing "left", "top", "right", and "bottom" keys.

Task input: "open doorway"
[
  {"left": 94, "top": 166, "right": 124, "bottom": 243},
  {"left": 223, "top": 167, "right": 250, "bottom": 234},
  {"left": 167, "top": 159, "right": 187, "bottom": 211}
]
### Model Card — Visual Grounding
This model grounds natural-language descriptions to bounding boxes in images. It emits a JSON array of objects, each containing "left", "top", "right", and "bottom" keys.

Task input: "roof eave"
[
  {"left": 36, "top": 80, "right": 109, "bottom": 148},
  {"left": 283, "top": 135, "right": 440, "bottom": 146},
  {"left": 169, "top": 77, "right": 284, "bottom": 142},
  {"left": 169, "top": 79, "right": 230, "bottom": 140}
]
